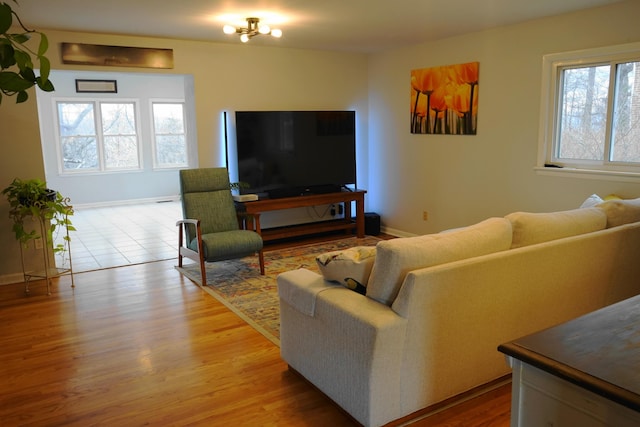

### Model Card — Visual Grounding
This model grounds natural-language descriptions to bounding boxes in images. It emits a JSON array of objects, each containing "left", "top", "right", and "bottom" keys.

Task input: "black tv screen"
[{"left": 234, "top": 111, "right": 356, "bottom": 198}]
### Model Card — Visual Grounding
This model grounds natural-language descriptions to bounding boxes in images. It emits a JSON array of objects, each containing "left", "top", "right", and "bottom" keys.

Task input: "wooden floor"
[{"left": 0, "top": 238, "right": 511, "bottom": 426}]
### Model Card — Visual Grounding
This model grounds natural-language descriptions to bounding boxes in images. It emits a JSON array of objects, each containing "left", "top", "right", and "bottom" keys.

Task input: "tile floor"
[{"left": 58, "top": 201, "right": 181, "bottom": 273}]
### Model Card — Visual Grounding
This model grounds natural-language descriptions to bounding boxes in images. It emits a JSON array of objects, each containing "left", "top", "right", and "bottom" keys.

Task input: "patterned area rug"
[{"left": 175, "top": 236, "right": 381, "bottom": 346}]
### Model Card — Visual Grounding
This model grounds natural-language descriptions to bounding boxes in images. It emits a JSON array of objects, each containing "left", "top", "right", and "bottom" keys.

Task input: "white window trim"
[
  {"left": 100, "top": 100, "right": 144, "bottom": 171},
  {"left": 53, "top": 97, "right": 144, "bottom": 175},
  {"left": 536, "top": 41, "right": 640, "bottom": 182},
  {"left": 149, "top": 98, "right": 189, "bottom": 170}
]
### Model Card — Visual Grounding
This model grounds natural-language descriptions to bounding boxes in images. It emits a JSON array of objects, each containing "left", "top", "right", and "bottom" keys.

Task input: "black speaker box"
[{"left": 364, "top": 212, "right": 381, "bottom": 236}]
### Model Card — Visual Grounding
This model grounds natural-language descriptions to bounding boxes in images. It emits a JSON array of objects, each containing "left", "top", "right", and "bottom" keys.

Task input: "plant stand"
[{"left": 19, "top": 212, "right": 74, "bottom": 296}]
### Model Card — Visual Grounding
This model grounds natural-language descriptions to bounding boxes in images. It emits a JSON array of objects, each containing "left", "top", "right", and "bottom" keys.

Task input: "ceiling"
[{"left": 16, "top": 0, "right": 624, "bottom": 53}]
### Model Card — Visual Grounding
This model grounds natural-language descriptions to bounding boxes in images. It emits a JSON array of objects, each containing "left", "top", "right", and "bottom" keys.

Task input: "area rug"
[{"left": 175, "top": 236, "right": 381, "bottom": 346}]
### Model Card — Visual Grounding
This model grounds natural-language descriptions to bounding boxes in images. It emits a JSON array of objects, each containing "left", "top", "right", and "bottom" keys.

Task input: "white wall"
[{"left": 367, "top": 0, "right": 640, "bottom": 235}]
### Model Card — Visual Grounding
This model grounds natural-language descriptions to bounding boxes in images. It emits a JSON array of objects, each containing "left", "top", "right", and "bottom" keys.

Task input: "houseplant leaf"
[
  {"left": 0, "top": 1, "right": 55, "bottom": 103},
  {"left": 15, "top": 88, "right": 26, "bottom": 102},
  {"left": 0, "top": 70, "right": 32, "bottom": 91},
  {"left": 36, "top": 74, "right": 53, "bottom": 91},
  {"left": 0, "top": 42, "right": 15, "bottom": 68},
  {"left": 0, "top": 3, "right": 12, "bottom": 34},
  {"left": 37, "top": 32, "right": 48, "bottom": 57}
]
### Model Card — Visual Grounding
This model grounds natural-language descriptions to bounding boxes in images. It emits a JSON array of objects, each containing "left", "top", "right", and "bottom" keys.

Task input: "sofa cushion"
[
  {"left": 597, "top": 198, "right": 640, "bottom": 228},
  {"left": 316, "top": 246, "right": 376, "bottom": 294},
  {"left": 366, "top": 217, "right": 512, "bottom": 306},
  {"left": 506, "top": 207, "right": 606, "bottom": 249}
]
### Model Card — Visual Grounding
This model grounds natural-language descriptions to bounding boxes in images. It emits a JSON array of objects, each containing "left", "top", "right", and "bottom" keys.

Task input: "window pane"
[
  {"left": 611, "top": 61, "right": 640, "bottom": 162},
  {"left": 101, "top": 103, "right": 137, "bottom": 135},
  {"left": 153, "top": 103, "right": 185, "bottom": 133},
  {"left": 104, "top": 135, "right": 140, "bottom": 168},
  {"left": 58, "top": 103, "right": 96, "bottom": 136},
  {"left": 155, "top": 135, "right": 187, "bottom": 165},
  {"left": 57, "top": 103, "right": 99, "bottom": 170},
  {"left": 61, "top": 136, "right": 98, "bottom": 170},
  {"left": 557, "top": 65, "right": 610, "bottom": 161},
  {"left": 153, "top": 103, "right": 187, "bottom": 167},
  {"left": 101, "top": 103, "right": 139, "bottom": 169}
]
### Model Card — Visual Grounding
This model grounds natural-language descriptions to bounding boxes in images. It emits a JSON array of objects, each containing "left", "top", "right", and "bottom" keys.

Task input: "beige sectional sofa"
[{"left": 277, "top": 198, "right": 640, "bottom": 427}]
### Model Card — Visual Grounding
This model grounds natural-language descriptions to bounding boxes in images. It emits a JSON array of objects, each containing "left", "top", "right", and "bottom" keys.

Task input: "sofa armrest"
[
  {"left": 278, "top": 269, "right": 405, "bottom": 330},
  {"left": 277, "top": 268, "right": 340, "bottom": 316},
  {"left": 277, "top": 268, "right": 408, "bottom": 427}
]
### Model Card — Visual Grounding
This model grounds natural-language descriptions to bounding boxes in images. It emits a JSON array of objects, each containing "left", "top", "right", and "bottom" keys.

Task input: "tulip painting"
[{"left": 411, "top": 62, "right": 479, "bottom": 135}]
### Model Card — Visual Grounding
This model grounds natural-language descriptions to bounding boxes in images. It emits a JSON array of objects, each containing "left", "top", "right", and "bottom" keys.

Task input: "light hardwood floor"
[{"left": 0, "top": 251, "right": 511, "bottom": 426}]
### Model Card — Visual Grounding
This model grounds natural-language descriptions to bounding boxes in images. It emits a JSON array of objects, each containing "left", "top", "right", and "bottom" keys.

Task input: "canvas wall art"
[
  {"left": 410, "top": 61, "right": 479, "bottom": 135},
  {"left": 61, "top": 43, "right": 174, "bottom": 69}
]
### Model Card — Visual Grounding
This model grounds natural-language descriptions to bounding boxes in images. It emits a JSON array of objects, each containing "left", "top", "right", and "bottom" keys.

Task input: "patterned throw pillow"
[{"left": 316, "top": 246, "right": 377, "bottom": 294}]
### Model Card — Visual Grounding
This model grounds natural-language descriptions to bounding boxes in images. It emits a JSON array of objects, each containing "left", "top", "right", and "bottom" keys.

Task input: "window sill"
[{"left": 534, "top": 166, "right": 640, "bottom": 183}]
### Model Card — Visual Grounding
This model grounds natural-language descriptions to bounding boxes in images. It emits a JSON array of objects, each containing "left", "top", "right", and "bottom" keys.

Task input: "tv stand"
[{"left": 236, "top": 190, "right": 366, "bottom": 242}]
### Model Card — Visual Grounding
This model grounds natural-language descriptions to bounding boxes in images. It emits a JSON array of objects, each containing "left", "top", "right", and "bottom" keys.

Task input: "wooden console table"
[
  {"left": 499, "top": 295, "right": 640, "bottom": 426},
  {"left": 236, "top": 190, "right": 366, "bottom": 242}
]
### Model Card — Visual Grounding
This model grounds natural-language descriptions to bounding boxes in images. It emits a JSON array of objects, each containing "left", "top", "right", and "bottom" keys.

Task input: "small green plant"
[
  {"left": 230, "top": 181, "right": 249, "bottom": 192},
  {"left": 2, "top": 178, "right": 74, "bottom": 253},
  {"left": 0, "top": 0, "right": 54, "bottom": 103}
]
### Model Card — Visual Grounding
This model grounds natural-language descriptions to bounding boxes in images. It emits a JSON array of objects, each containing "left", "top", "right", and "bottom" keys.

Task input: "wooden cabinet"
[
  {"left": 508, "top": 359, "right": 640, "bottom": 426},
  {"left": 236, "top": 190, "right": 367, "bottom": 242},
  {"left": 499, "top": 295, "right": 640, "bottom": 427}
]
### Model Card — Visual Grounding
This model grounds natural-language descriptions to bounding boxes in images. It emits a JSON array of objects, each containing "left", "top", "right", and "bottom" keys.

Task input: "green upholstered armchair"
[{"left": 176, "top": 168, "right": 265, "bottom": 285}]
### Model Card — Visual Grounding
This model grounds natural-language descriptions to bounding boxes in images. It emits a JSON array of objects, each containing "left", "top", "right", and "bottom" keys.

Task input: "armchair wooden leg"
[
  {"left": 199, "top": 257, "right": 207, "bottom": 286},
  {"left": 258, "top": 250, "right": 265, "bottom": 275},
  {"left": 177, "top": 223, "right": 184, "bottom": 268}
]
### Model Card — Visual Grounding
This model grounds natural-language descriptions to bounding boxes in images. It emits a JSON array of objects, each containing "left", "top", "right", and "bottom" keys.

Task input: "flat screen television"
[{"left": 234, "top": 110, "right": 356, "bottom": 198}]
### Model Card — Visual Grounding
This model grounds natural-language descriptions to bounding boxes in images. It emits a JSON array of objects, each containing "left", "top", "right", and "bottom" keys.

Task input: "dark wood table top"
[{"left": 499, "top": 294, "right": 640, "bottom": 412}]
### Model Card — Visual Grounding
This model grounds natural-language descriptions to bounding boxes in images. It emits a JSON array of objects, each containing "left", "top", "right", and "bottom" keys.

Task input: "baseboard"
[
  {"left": 73, "top": 195, "right": 180, "bottom": 209},
  {"left": 381, "top": 225, "right": 417, "bottom": 238},
  {"left": 0, "top": 273, "right": 26, "bottom": 286},
  {"left": 386, "top": 375, "right": 512, "bottom": 426},
  {"left": 287, "top": 363, "right": 511, "bottom": 427}
]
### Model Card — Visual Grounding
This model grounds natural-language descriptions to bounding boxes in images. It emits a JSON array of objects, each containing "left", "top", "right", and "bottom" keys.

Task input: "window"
[
  {"left": 152, "top": 102, "right": 188, "bottom": 168},
  {"left": 539, "top": 42, "right": 640, "bottom": 177},
  {"left": 57, "top": 101, "right": 140, "bottom": 172}
]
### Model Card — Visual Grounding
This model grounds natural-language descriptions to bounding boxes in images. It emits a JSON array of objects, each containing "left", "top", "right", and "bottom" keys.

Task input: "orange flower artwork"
[{"left": 410, "top": 61, "right": 479, "bottom": 135}]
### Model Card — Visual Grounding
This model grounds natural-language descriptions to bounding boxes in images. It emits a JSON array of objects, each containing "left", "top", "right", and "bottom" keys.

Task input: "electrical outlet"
[
  {"left": 35, "top": 238, "right": 43, "bottom": 249},
  {"left": 422, "top": 211, "right": 429, "bottom": 221}
]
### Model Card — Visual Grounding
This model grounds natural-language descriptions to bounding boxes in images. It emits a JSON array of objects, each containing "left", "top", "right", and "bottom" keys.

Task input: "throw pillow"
[
  {"left": 596, "top": 197, "right": 640, "bottom": 228},
  {"left": 316, "top": 246, "right": 377, "bottom": 294},
  {"left": 366, "top": 217, "right": 513, "bottom": 306},
  {"left": 579, "top": 194, "right": 603, "bottom": 208},
  {"left": 506, "top": 207, "right": 607, "bottom": 249}
]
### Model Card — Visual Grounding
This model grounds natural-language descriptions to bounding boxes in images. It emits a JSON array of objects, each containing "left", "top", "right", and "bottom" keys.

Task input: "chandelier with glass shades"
[{"left": 223, "top": 17, "right": 282, "bottom": 43}]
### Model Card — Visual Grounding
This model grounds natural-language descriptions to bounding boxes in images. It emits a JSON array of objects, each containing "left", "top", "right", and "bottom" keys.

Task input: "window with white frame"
[
  {"left": 152, "top": 102, "right": 188, "bottom": 168},
  {"left": 56, "top": 101, "right": 140, "bottom": 172},
  {"left": 539, "top": 42, "right": 640, "bottom": 176}
]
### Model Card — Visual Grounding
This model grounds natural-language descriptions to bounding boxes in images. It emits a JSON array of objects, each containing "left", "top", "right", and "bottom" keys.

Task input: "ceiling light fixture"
[{"left": 223, "top": 17, "right": 282, "bottom": 43}]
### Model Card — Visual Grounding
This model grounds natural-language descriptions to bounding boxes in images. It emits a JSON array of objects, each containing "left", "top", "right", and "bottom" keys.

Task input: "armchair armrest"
[
  {"left": 176, "top": 218, "right": 203, "bottom": 255},
  {"left": 176, "top": 218, "right": 199, "bottom": 227}
]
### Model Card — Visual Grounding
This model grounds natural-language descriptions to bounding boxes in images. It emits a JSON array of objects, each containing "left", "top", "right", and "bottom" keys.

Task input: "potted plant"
[
  {"left": 2, "top": 178, "right": 74, "bottom": 255},
  {"left": 230, "top": 181, "right": 249, "bottom": 193},
  {"left": 0, "top": 0, "right": 54, "bottom": 103}
]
